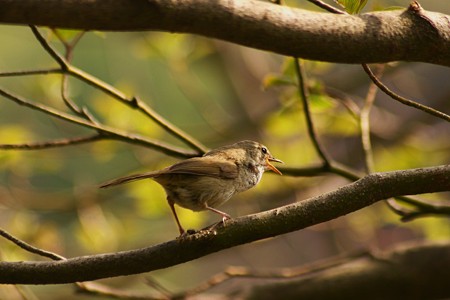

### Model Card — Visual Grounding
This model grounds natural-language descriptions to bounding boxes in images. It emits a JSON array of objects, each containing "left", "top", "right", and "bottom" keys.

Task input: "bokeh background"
[{"left": 0, "top": 0, "right": 449, "bottom": 298}]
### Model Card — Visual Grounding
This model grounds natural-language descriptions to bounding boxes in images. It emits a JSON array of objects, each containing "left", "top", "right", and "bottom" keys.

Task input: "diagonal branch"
[
  {"left": 362, "top": 64, "right": 450, "bottom": 122},
  {"left": 0, "top": 88, "right": 198, "bottom": 158},
  {"left": 0, "top": 165, "right": 448, "bottom": 284},
  {"left": 29, "top": 25, "right": 67, "bottom": 70},
  {"left": 0, "top": 229, "right": 65, "bottom": 261},
  {"left": 29, "top": 26, "right": 208, "bottom": 153},
  {"left": 306, "top": 0, "right": 345, "bottom": 14}
]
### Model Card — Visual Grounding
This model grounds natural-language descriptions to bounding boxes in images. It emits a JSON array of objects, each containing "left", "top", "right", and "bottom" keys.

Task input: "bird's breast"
[{"left": 235, "top": 163, "right": 264, "bottom": 192}]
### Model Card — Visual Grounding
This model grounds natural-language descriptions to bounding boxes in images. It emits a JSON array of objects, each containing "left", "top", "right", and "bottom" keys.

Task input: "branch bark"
[
  {"left": 0, "top": 0, "right": 449, "bottom": 66},
  {"left": 0, "top": 165, "right": 448, "bottom": 284}
]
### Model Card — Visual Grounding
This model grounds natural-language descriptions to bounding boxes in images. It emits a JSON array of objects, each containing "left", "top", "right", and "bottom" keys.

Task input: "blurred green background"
[{"left": 0, "top": 0, "right": 449, "bottom": 298}]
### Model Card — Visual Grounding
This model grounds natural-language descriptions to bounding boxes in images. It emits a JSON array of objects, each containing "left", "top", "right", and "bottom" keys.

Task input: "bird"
[{"left": 100, "top": 140, "right": 282, "bottom": 235}]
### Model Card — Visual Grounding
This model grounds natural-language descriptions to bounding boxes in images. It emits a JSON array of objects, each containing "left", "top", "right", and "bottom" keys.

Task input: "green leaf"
[
  {"left": 262, "top": 74, "right": 295, "bottom": 89},
  {"left": 336, "top": 0, "right": 368, "bottom": 14},
  {"left": 51, "top": 29, "right": 85, "bottom": 42}
]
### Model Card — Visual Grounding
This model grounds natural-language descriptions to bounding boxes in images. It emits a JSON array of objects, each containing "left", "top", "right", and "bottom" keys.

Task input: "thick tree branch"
[
  {"left": 0, "top": 165, "right": 448, "bottom": 284},
  {"left": 0, "top": 0, "right": 449, "bottom": 66},
  {"left": 242, "top": 241, "right": 450, "bottom": 300}
]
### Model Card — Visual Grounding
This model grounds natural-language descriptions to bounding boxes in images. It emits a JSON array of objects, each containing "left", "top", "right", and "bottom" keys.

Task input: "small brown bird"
[{"left": 100, "top": 140, "right": 282, "bottom": 235}]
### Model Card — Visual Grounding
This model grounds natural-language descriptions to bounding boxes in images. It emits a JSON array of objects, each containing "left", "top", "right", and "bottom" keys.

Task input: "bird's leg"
[
  {"left": 205, "top": 205, "right": 232, "bottom": 226},
  {"left": 167, "top": 197, "right": 185, "bottom": 236}
]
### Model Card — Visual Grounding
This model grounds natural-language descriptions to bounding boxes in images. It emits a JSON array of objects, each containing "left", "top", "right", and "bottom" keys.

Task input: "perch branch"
[{"left": 0, "top": 165, "right": 448, "bottom": 284}]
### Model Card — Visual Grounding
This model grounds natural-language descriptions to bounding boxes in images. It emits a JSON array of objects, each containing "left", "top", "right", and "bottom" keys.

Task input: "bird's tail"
[{"left": 99, "top": 171, "right": 159, "bottom": 188}]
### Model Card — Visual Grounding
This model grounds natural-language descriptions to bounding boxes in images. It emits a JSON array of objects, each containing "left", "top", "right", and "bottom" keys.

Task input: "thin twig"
[
  {"left": 51, "top": 29, "right": 96, "bottom": 120},
  {"left": 293, "top": 58, "right": 331, "bottom": 167},
  {"left": 358, "top": 66, "right": 426, "bottom": 215},
  {"left": 0, "top": 134, "right": 103, "bottom": 150},
  {"left": 145, "top": 277, "right": 173, "bottom": 299},
  {"left": 0, "top": 228, "right": 65, "bottom": 261},
  {"left": 305, "top": 0, "right": 346, "bottom": 14},
  {"left": 360, "top": 64, "right": 384, "bottom": 174},
  {"left": 29, "top": 25, "right": 67, "bottom": 70},
  {"left": 61, "top": 72, "right": 86, "bottom": 116},
  {"left": 0, "top": 68, "right": 63, "bottom": 77},
  {"left": 52, "top": 29, "right": 86, "bottom": 61},
  {"left": 30, "top": 26, "right": 208, "bottom": 153},
  {"left": 60, "top": 38, "right": 98, "bottom": 121},
  {"left": 131, "top": 96, "right": 209, "bottom": 154},
  {"left": 0, "top": 88, "right": 197, "bottom": 158},
  {"left": 392, "top": 196, "right": 450, "bottom": 221},
  {"left": 324, "top": 87, "right": 361, "bottom": 120},
  {"left": 362, "top": 64, "right": 450, "bottom": 122}
]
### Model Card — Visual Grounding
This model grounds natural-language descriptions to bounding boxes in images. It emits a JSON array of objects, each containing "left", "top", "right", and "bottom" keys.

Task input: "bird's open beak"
[{"left": 266, "top": 157, "right": 283, "bottom": 175}]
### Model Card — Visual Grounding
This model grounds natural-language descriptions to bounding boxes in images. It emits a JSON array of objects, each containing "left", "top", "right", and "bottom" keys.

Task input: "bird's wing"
[
  {"left": 166, "top": 157, "right": 238, "bottom": 179},
  {"left": 100, "top": 157, "right": 238, "bottom": 188}
]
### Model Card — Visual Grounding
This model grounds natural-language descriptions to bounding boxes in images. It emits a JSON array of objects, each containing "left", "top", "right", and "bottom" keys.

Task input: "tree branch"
[
  {"left": 0, "top": 88, "right": 198, "bottom": 158},
  {"left": 0, "top": 134, "right": 103, "bottom": 150},
  {"left": 294, "top": 58, "right": 331, "bottom": 167},
  {"left": 28, "top": 26, "right": 208, "bottom": 154},
  {"left": 362, "top": 63, "right": 450, "bottom": 122},
  {"left": 0, "top": 165, "right": 448, "bottom": 284},
  {"left": 241, "top": 241, "right": 450, "bottom": 300},
  {"left": 0, "top": 0, "right": 449, "bottom": 66}
]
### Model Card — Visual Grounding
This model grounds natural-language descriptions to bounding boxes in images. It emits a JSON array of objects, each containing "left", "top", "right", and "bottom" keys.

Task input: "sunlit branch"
[
  {"left": 52, "top": 29, "right": 91, "bottom": 118},
  {"left": 360, "top": 64, "right": 384, "bottom": 174},
  {"left": 0, "top": 134, "right": 103, "bottom": 150},
  {"left": 0, "top": 88, "right": 197, "bottom": 158},
  {"left": 0, "top": 68, "right": 63, "bottom": 77},
  {"left": 29, "top": 26, "right": 208, "bottom": 153},
  {"left": 30, "top": 25, "right": 67, "bottom": 69}
]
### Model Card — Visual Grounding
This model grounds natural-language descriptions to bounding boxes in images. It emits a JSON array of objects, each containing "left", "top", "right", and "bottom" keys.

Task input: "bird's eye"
[{"left": 261, "top": 147, "right": 267, "bottom": 154}]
